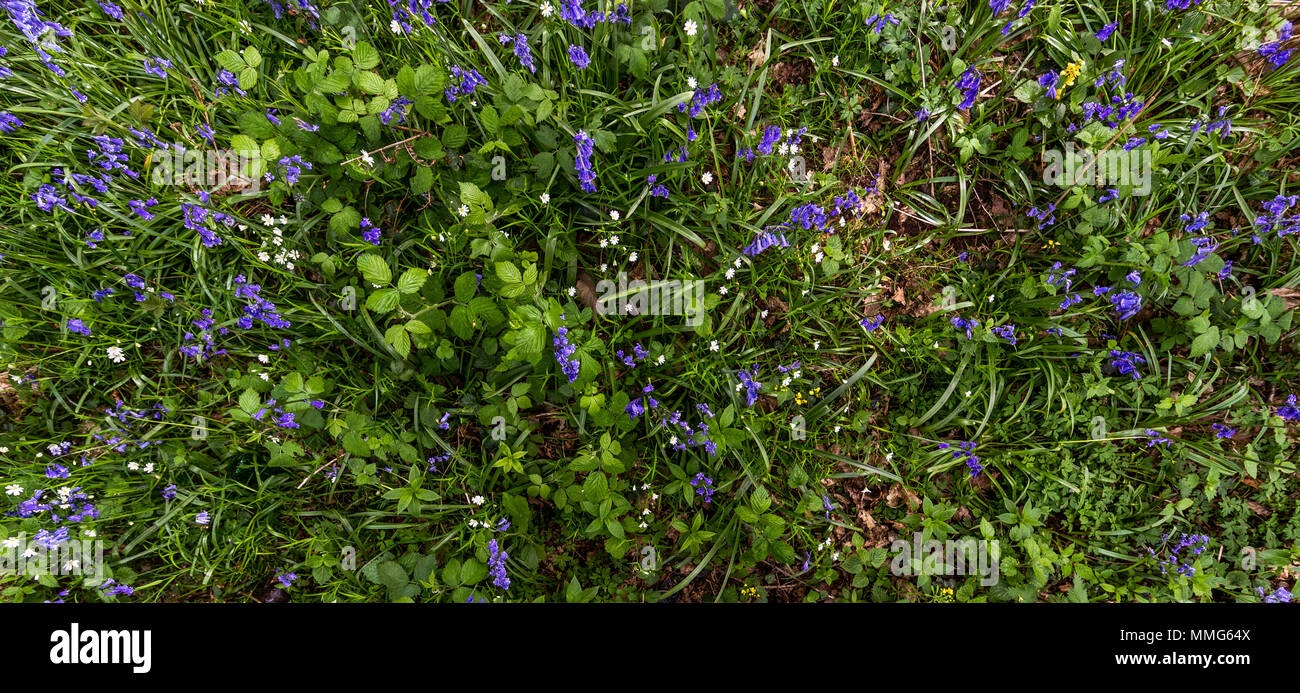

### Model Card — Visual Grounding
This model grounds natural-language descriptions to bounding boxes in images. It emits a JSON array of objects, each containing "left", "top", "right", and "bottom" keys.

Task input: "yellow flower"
[{"left": 1057, "top": 60, "right": 1085, "bottom": 99}]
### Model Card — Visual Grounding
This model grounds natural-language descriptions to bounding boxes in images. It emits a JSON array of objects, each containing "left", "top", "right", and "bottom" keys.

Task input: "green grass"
[{"left": 0, "top": 0, "right": 1297, "bottom": 604}]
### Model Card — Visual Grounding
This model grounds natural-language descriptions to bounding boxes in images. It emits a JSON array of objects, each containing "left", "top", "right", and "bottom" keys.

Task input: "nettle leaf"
[
  {"left": 397, "top": 268, "right": 428, "bottom": 295},
  {"left": 358, "top": 254, "right": 392, "bottom": 285}
]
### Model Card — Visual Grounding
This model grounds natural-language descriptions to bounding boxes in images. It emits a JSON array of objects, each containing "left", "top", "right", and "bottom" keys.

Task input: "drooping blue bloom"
[
  {"left": 1212, "top": 423, "right": 1236, "bottom": 439},
  {"left": 1277, "top": 394, "right": 1300, "bottom": 423},
  {"left": 1110, "top": 290, "right": 1142, "bottom": 320},
  {"left": 552, "top": 321, "right": 581, "bottom": 383},
  {"left": 956, "top": 66, "right": 981, "bottom": 110},
  {"left": 1109, "top": 350, "right": 1146, "bottom": 379},
  {"left": 275, "top": 569, "right": 298, "bottom": 588},
  {"left": 1258, "top": 21, "right": 1294, "bottom": 70},
  {"left": 1095, "top": 22, "right": 1118, "bottom": 41},
  {"left": 950, "top": 315, "right": 979, "bottom": 340},
  {"left": 861, "top": 314, "right": 885, "bottom": 331},
  {"left": 741, "top": 227, "right": 790, "bottom": 257},
  {"left": 691, "top": 472, "right": 716, "bottom": 503},
  {"left": 488, "top": 539, "right": 510, "bottom": 590},
  {"left": 0, "top": 110, "right": 22, "bottom": 132},
  {"left": 567, "top": 44, "right": 591, "bottom": 69},
  {"left": 66, "top": 318, "right": 90, "bottom": 336},
  {"left": 573, "top": 130, "right": 597, "bottom": 193},
  {"left": 990, "top": 324, "right": 1017, "bottom": 345},
  {"left": 142, "top": 57, "right": 172, "bottom": 79}
]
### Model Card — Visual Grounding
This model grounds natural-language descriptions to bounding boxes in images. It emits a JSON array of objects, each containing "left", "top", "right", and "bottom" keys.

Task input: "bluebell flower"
[
  {"left": 1109, "top": 350, "right": 1146, "bottom": 379},
  {"left": 66, "top": 318, "right": 90, "bottom": 336},
  {"left": 861, "top": 314, "right": 885, "bottom": 331},
  {"left": 1276, "top": 395, "right": 1300, "bottom": 423},
  {"left": 0, "top": 111, "right": 22, "bottom": 133},
  {"left": 552, "top": 320, "right": 581, "bottom": 383},
  {"left": 142, "top": 57, "right": 172, "bottom": 79},
  {"left": 1212, "top": 423, "right": 1235, "bottom": 439},
  {"left": 956, "top": 66, "right": 980, "bottom": 110},
  {"left": 1144, "top": 429, "right": 1171, "bottom": 447},
  {"left": 573, "top": 130, "right": 597, "bottom": 193},
  {"left": 488, "top": 539, "right": 510, "bottom": 590},
  {"left": 275, "top": 569, "right": 298, "bottom": 588},
  {"left": 950, "top": 315, "right": 979, "bottom": 340},
  {"left": 990, "top": 324, "right": 1017, "bottom": 345},
  {"left": 1258, "top": 21, "right": 1294, "bottom": 70},
  {"left": 1095, "top": 22, "right": 1118, "bottom": 41},
  {"left": 1110, "top": 290, "right": 1142, "bottom": 320},
  {"left": 690, "top": 473, "right": 716, "bottom": 503}
]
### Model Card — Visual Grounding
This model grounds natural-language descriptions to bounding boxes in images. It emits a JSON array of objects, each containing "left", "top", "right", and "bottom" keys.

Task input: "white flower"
[
  {"left": 719, "top": 285, "right": 728, "bottom": 295},
  {"left": 642, "top": 508, "right": 652, "bottom": 516},
  {"left": 257, "top": 251, "right": 271, "bottom": 262},
  {"left": 687, "top": 76, "right": 698, "bottom": 90},
  {"left": 2, "top": 537, "right": 19, "bottom": 549},
  {"left": 540, "top": 1, "right": 553, "bottom": 17},
  {"left": 988, "top": 294, "right": 995, "bottom": 303},
  {"left": 811, "top": 243, "right": 821, "bottom": 254},
  {"left": 83, "top": 529, "right": 96, "bottom": 538},
  {"left": 457, "top": 204, "right": 470, "bottom": 217},
  {"left": 600, "top": 262, "right": 608, "bottom": 273},
  {"left": 832, "top": 55, "right": 840, "bottom": 67},
  {"left": 143, "top": 463, "right": 154, "bottom": 473},
  {"left": 725, "top": 268, "right": 735, "bottom": 280},
  {"left": 107, "top": 346, "right": 126, "bottom": 363},
  {"left": 834, "top": 425, "right": 842, "bottom": 433},
  {"left": 257, "top": 354, "right": 270, "bottom": 364},
  {"left": 609, "top": 234, "right": 620, "bottom": 246},
  {"left": 540, "top": 192, "right": 550, "bottom": 204},
  {"left": 4, "top": 484, "right": 22, "bottom": 496},
  {"left": 127, "top": 461, "right": 140, "bottom": 471},
  {"left": 638, "top": 521, "right": 648, "bottom": 529},
  {"left": 701, "top": 171, "right": 713, "bottom": 185},
  {"left": 668, "top": 435, "right": 678, "bottom": 445},
  {"left": 599, "top": 238, "right": 608, "bottom": 248},
  {"left": 567, "top": 286, "right": 577, "bottom": 297},
  {"left": 610, "top": 210, "right": 620, "bottom": 221},
  {"left": 760, "top": 310, "right": 769, "bottom": 319},
  {"left": 781, "top": 377, "right": 792, "bottom": 387},
  {"left": 709, "top": 340, "right": 719, "bottom": 352},
  {"left": 651, "top": 493, "right": 659, "bottom": 501},
  {"left": 360, "top": 150, "right": 375, "bottom": 167},
  {"left": 390, "top": 19, "right": 406, "bottom": 35},
  {"left": 882, "top": 239, "right": 892, "bottom": 250},
  {"left": 259, "top": 372, "right": 270, "bottom": 382},
  {"left": 471, "top": 495, "right": 485, "bottom": 506},
  {"left": 813, "top": 340, "right": 821, "bottom": 350},
  {"left": 22, "top": 546, "right": 37, "bottom": 559},
  {"left": 656, "top": 354, "right": 665, "bottom": 365},
  {"left": 629, "top": 251, "right": 638, "bottom": 262},
  {"left": 468, "top": 518, "right": 480, "bottom": 528},
  {"left": 684, "top": 19, "right": 698, "bottom": 36},
  {"left": 261, "top": 214, "right": 275, "bottom": 225}
]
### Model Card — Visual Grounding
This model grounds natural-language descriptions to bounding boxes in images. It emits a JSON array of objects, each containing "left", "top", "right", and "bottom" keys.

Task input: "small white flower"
[
  {"left": 882, "top": 239, "right": 892, "bottom": 250},
  {"left": 718, "top": 285, "right": 728, "bottom": 295},
  {"left": 629, "top": 251, "right": 639, "bottom": 263},
  {"left": 610, "top": 210, "right": 620, "bottom": 221},
  {"left": 988, "top": 295, "right": 995, "bottom": 303},
  {"left": 833, "top": 425, "right": 842, "bottom": 433},
  {"left": 22, "top": 546, "right": 37, "bottom": 559},
  {"left": 468, "top": 518, "right": 480, "bottom": 528},
  {"left": 107, "top": 346, "right": 126, "bottom": 363},
  {"left": 811, "top": 243, "right": 821, "bottom": 254},
  {"left": 638, "top": 521, "right": 648, "bottom": 529},
  {"left": 609, "top": 234, "right": 620, "bottom": 246},
  {"left": 4, "top": 484, "right": 22, "bottom": 496},
  {"left": 540, "top": 1, "right": 553, "bottom": 17},
  {"left": 709, "top": 340, "right": 719, "bottom": 352},
  {"left": 801, "top": 289, "right": 810, "bottom": 296},
  {"left": 832, "top": 55, "right": 840, "bottom": 67},
  {"left": 540, "top": 192, "right": 550, "bottom": 204},
  {"left": 656, "top": 354, "right": 665, "bottom": 365},
  {"left": 684, "top": 19, "right": 698, "bottom": 36},
  {"left": 143, "top": 463, "right": 154, "bottom": 473},
  {"left": 687, "top": 76, "right": 698, "bottom": 90},
  {"left": 471, "top": 495, "right": 485, "bottom": 505},
  {"left": 127, "top": 461, "right": 140, "bottom": 471},
  {"left": 457, "top": 204, "right": 470, "bottom": 217},
  {"left": 261, "top": 214, "right": 275, "bottom": 225},
  {"left": 600, "top": 262, "right": 608, "bottom": 273},
  {"left": 668, "top": 436, "right": 678, "bottom": 445},
  {"left": 259, "top": 372, "right": 270, "bottom": 382},
  {"left": 813, "top": 340, "right": 821, "bottom": 350},
  {"left": 725, "top": 268, "right": 735, "bottom": 280},
  {"left": 599, "top": 238, "right": 609, "bottom": 248},
  {"left": 642, "top": 508, "right": 652, "bottom": 516},
  {"left": 257, "top": 354, "right": 270, "bottom": 364},
  {"left": 360, "top": 150, "right": 375, "bottom": 167},
  {"left": 814, "top": 252, "right": 825, "bottom": 263},
  {"left": 567, "top": 286, "right": 577, "bottom": 298},
  {"left": 1, "top": 537, "right": 19, "bottom": 550},
  {"left": 83, "top": 529, "right": 96, "bottom": 538},
  {"left": 781, "top": 377, "right": 792, "bottom": 387},
  {"left": 701, "top": 171, "right": 714, "bottom": 185},
  {"left": 964, "top": 390, "right": 972, "bottom": 397}
]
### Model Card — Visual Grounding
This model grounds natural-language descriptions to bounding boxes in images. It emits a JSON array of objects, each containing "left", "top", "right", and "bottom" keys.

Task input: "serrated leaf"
[
  {"left": 397, "top": 268, "right": 427, "bottom": 294},
  {"left": 358, "top": 254, "right": 392, "bottom": 285}
]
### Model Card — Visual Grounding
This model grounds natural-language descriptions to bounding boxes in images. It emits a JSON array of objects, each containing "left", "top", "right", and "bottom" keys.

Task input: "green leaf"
[
  {"left": 358, "top": 254, "right": 392, "bottom": 285},
  {"left": 358, "top": 71, "right": 386, "bottom": 95},
  {"left": 1189, "top": 327, "right": 1219, "bottom": 358},
  {"left": 376, "top": 561, "right": 408, "bottom": 589},
  {"left": 366, "top": 288, "right": 400, "bottom": 313},
  {"left": 495, "top": 261, "right": 522, "bottom": 284},
  {"left": 353, "top": 41, "right": 379, "bottom": 70},
  {"left": 454, "top": 271, "right": 479, "bottom": 303},
  {"left": 397, "top": 268, "right": 428, "bottom": 294},
  {"left": 385, "top": 324, "right": 411, "bottom": 358}
]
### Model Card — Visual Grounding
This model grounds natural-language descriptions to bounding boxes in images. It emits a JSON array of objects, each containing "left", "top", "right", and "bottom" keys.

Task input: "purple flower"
[
  {"left": 573, "top": 130, "right": 597, "bottom": 193},
  {"left": 142, "top": 57, "right": 173, "bottom": 79},
  {"left": 552, "top": 322, "right": 581, "bottom": 383},
  {"left": 956, "top": 66, "right": 981, "bottom": 110},
  {"left": 990, "top": 324, "right": 1017, "bottom": 345},
  {"left": 1110, "top": 290, "right": 1142, "bottom": 320},
  {"left": 1095, "top": 22, "right": 1118, "bottom": 41},
  {"left": 275, "top": 569, "right": 298, "bottom": 588},
  {"left": 567, "top": 44, "right": 591, "bottom": 70},
  {"left": 488, "top": 539, "right": 510, "bottom": 590},
  {"left": 195, "top": 511, "right": 211, "bottom": 525},
  {"left": 690, "top": 472, "right": 716, "bottom": 503},
  {"left": 66, "top": 318, "right": 90, "bottom": 336},
  {"left": 1109, "top": 350, "right": 1146, "bottom": 380},
  {"left": 861, "top": 315, "right": 885, "bottom": 331}
]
